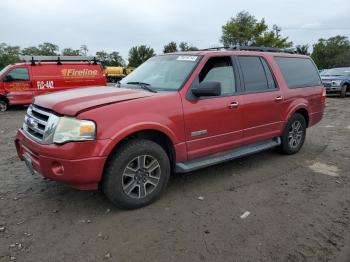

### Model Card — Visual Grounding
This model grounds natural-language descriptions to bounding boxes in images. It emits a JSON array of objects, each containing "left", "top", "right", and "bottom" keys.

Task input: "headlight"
[
  {"left": 53, "top": 117, "right": 96, "bottom": 144},
  {"left": 331, "top": 80, "right": 342, "bottom": 86}
]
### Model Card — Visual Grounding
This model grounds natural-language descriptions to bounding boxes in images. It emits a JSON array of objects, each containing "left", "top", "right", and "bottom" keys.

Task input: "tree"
[
  {"left": 220, "top": 11, "right": 292, "bottom": 48},
  {"left": 128, "top": 45, "right": 155, "bottom": 67},
  {"left": 80, "top": 45, "right": 89, "bottom": 56},
  {"left": 21, "top": 46, "right": 41, "bottom": 56},
  {"left": 295, "top": 44, "right": 309, "bottom": 55},
  {"left": 109, "top": 51, "right": 125, "bottom": 66},
  {"left": 38, "top": 42, "right": 59, "bottom": 56},
  {"left": 163, "top": 41, "right": 178, "bottom": 53},
  {"left": 95, "top": 51, "right": 109, "bottom": 63},
  {"left": 0, "top": 43, "right": 20, "bottom": 69},
  {"left": 311, "top": 35, "right": 350, "bottom": 69},
  {"left": 179, "top": 42, "right": 198, "bottom": 51},
  {"left": 62, "top": 48, "right": 80, "bottom": 56}
]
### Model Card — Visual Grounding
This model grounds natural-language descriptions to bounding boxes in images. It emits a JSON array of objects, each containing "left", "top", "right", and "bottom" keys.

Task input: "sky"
[{"left": 1, "top": 0, "right": 349, "bottom": 61}]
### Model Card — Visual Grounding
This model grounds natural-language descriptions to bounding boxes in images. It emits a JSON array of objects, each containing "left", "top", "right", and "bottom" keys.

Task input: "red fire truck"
[{"left": 0, "top": 56, "right": 106, "bottom": 111}]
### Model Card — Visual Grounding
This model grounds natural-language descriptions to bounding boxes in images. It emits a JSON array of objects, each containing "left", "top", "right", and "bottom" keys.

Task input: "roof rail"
[
  {"left": 199, "top": 46, "right": 296, "bottom": 54},
  {"left": 19, "top": 56, "right": 99, "bottom": 65},
  {"left": 230, "top": 46, "right": 296, "bottom": 54}
]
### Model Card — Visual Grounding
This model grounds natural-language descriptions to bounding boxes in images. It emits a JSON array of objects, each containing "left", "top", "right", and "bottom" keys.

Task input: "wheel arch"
[
  {"left": 100, "top": 128, "right": 177, "bottom": 187},
  {"left": 284, "top": 104, "right": 310, "bottom": 129}
]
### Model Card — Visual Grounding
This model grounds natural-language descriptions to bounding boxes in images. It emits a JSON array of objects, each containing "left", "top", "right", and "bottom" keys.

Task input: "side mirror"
[
  {"left": 3, "top": 75, "right": 13, "bottom": 82},
  {"left": 191, "top": 81, "right": 221, "bottom": 97}
]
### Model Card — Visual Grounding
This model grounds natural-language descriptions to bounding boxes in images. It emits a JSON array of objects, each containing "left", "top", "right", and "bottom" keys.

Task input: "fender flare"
[
  {"left": 283, "top": 103, "right": 309, "bottom": 129},
  {"left": 100, "top": 122, "right": 179, "bottom": 157}
]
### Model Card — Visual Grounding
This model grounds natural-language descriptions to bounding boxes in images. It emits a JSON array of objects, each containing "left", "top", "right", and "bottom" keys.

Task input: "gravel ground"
[{"left": 0, "top": 97, "right": 349, "bottom": 262}]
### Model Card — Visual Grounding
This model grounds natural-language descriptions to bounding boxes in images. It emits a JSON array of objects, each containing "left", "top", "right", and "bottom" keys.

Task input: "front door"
[
  {"left": 2, "top": 67, "right": 34, "bottom": 105},
  {"left": 182, "top": 56, "right": 244, "bottom": 160}
]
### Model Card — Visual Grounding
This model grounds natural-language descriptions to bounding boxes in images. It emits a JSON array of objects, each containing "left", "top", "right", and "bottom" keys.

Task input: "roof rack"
[
  {"left": 200, "top": 46, "right": 296, "bottom": 54},
  {"left": 19, "top": 56, "right": 99, "bottom": 65}
]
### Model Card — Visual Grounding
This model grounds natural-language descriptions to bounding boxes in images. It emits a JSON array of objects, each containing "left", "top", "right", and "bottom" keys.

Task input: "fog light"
[{"left": 51, "top": 162, "right": 64, "bottom": 176}]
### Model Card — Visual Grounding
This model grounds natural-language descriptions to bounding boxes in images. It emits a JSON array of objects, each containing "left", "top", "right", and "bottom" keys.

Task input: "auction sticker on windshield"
[{"left": 176, "top": 56, "right": 198, "bottom": 62}]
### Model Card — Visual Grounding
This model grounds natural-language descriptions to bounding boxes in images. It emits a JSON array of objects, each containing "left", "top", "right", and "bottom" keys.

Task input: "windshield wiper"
[{"left": 126, "top": 81, "right": 157, "bottom": 93}]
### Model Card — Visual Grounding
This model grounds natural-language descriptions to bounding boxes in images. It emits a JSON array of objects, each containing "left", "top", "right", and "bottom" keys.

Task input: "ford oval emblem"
[{"left": 28, "top": 118, "right": 38, "bottom": 129}]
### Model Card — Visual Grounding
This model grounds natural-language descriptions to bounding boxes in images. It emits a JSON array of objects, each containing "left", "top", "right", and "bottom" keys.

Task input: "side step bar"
[{"left": 175, "top": 137, "right": 281, "bottom": 173}]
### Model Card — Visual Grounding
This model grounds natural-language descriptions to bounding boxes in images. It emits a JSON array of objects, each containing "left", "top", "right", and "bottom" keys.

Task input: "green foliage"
[
  {"left": 79, "top": 45, "right": 89, "bottom": 56},
  {"left": 163, "top": 41, "right": 178, "bottom": 53},
  {"left": 62, "top": 48, "right": 80, "bottom": 56},
  {"left": 0, "top": 43, "right": 20, "bottom": 69},
  {"left": 128, "top": 45, "right": 155, "bottom": 67},
  {"left": 109, "top": 51, "right": 125, "bottom": 66},
  {"left": 21, "top": 46, "right": 41, "bottom": 56},
  {"left": 179, "top": 42, "right": 198, "bottom": 51},
  {"left": 96, "top": 51, "right": 125, "bottom": 66},
  {"left": 295, "top": 44, "right": 310, "bottom": 55},
  {"left": 38, "top": 42, "right": 59, "bottom": 56},
  {"left": 220, "top": 11, "right": 292, "bottom": 48},
  {"left": 311, "top": 35, "right": 350, "bottom": 69}
]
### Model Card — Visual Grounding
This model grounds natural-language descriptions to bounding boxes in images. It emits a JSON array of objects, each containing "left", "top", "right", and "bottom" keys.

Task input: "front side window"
[
  {"left": 120, "top": 55, "right": 200, "bottom": 91},
  {"left": 238, "top": 56, "right": 274, "bottom": 92},
  {"left": 4, "top": 68, "right": 29, "bottom": 82},
  {"left": 275, "top": 57, "right": 321, "bottom": 88},
  {"left": 199, "top": 56, "right": 235, "bottom": 95}
]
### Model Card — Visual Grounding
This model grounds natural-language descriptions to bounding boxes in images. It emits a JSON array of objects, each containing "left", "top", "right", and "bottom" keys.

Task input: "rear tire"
[
  {"left": 340, "top": 84, "right": 347, "bottom": 98},
  {"left": 280, "top": 113, "right": 307, "bottom": 155},
  {"left": 103, "top": 139, "right": 170, "bottom": 209},
  {"left": 0, "top": 99, "right": 8, "bottom": 112}
]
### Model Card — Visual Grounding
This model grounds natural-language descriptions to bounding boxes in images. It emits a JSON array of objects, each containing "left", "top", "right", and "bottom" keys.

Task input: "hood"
[
  {"left": 321, "top": 76, "right": 347, "bottom": 81},
  {"left": 34, "top": 86, "right": 156, "bottom": 116}
]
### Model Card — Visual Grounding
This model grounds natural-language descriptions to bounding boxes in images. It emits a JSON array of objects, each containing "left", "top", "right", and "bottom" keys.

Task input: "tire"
[
  {"left": 280, "top": 113, "right": 307, "bottom": 155},
  {"left": 340, "top": 84, "right": 347, "bottom": 98},
  {"left": 0, "top": 99, "right": 8, "bottom": 112},
  {"left": 102, "top": 139, "right": 170, "bottom": 209}
]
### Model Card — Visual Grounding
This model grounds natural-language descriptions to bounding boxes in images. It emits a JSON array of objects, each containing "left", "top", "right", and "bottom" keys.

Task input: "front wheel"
[
  {"left": 0, "top": 99, "right": 8, "bottom": 112},
  {"left": 280, "top": 113, "right": 307, "bottom": 155},
  {"left": 340, "top": 84, "right": 347, "bottom": 98},
  {"left": 102, "top": 139, "right": 170, "bottom": 209}
]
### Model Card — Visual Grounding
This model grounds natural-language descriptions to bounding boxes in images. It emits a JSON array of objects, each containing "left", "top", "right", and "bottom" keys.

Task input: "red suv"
[{"left": 15, "top": 47, "right": 326, "bottom": 209}]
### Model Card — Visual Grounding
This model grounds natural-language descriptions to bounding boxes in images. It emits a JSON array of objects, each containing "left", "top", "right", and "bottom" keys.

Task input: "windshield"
[
  {"left": 320, "top": 68, "right": 350, "bottom": 77},
  {"left": 0, "top": 65, "right": 11, "bottom": 77},
  {"left": 120, "top": 54, "right": 201, "bottom": 91}
]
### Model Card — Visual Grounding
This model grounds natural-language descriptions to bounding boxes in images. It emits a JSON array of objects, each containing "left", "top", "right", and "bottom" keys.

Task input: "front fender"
[{"left": 99, "top": 122, "right": 179, "bottom": 157}]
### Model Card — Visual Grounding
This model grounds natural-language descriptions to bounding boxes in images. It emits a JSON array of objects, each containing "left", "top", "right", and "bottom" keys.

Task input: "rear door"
[
  {"left": 2, "top": 66, "right": 35, "bottom": 105},
  {"left": 236, "top": 56, "right": 284, "bottom": 144},
  {"left": 182, "top": 56, "right": 244, "bottom": 160}
]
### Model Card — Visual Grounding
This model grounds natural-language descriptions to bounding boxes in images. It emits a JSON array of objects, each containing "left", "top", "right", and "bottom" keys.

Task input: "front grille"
[{"left": 23, "top": 105, "right": 59, "bottom": 144}]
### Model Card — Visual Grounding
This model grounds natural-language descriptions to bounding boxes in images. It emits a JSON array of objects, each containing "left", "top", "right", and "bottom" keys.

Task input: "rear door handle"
[
  {"left": 228, "top": 101, "right": 239, "bottom": 109},
  {"left": 275, "top": 96, "right": 283, "bottom": 102}
]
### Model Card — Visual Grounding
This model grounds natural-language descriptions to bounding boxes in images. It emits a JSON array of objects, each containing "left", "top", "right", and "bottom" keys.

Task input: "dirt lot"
[{"left": 0, "top": 97, "right": 349, "bottom": 262}]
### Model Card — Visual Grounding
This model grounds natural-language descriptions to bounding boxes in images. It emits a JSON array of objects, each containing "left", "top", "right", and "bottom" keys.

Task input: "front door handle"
[
  {"left": 228, "top": 101, "right": 239, "bottom": 109},
  {"left": 275, "top": 96, "right": 283, "bottom": 102}
]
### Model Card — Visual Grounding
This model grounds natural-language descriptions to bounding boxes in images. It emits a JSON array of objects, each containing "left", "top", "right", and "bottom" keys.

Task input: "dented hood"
[{"left": 33, "top": 86, "right": 156, "bottom": 116}]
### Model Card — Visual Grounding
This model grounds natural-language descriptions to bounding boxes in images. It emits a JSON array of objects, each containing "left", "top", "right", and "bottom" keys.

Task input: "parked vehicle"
[
  {"left": 0, "top": 56, "right": 107, "bottom": 111},
  {"left": 104, "top": 66, "right": 135, "bottom": 83},
  {"left": 320, "top": 67, "right": 350, "bottom": 97},
  {"left": 15, "top": 47, "right": 325, "bottom": 209}
]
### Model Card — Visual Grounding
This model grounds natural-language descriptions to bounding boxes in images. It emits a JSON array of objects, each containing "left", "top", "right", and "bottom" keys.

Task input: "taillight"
[{"left": 321, "top": 87, "right": 326, "bottom": 103}]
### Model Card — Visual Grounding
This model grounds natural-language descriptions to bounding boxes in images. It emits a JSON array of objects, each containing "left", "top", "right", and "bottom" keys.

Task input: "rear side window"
[
  {"left": 5, "top": 68, "right": 29, "bottom": 82},
  {"left": 275, "top": 57, "right": 321, "bottom": 88},
  {"left": 238, "top": 56, "right": 276, "bottom": 92}
]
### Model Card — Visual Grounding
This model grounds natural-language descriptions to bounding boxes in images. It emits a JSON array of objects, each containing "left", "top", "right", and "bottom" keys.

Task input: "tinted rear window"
[
  {"left": 238, "top": 56, "right": 271, "bottom": 92},
  {"left": 275, "top": 57, "right": 321, "bottom": 88}
]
